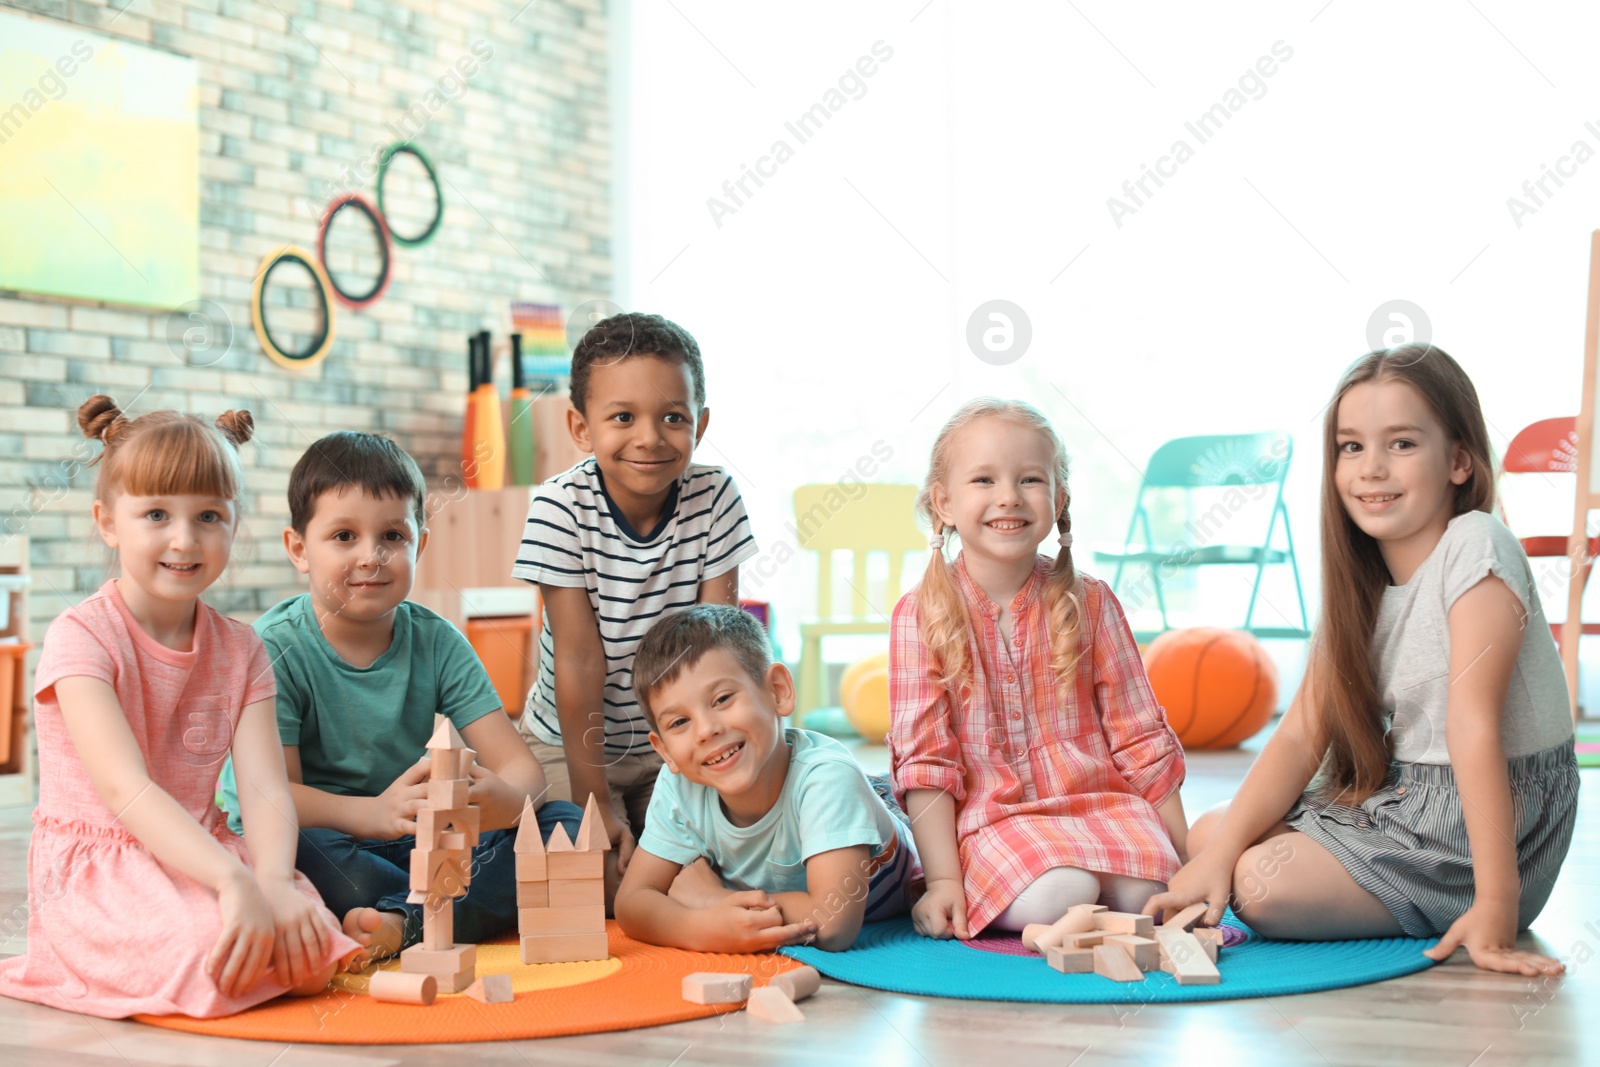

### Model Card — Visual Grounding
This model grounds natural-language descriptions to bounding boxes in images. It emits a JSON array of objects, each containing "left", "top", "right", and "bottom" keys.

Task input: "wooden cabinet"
[{"left": 0, "top": 537, "right": 33, "bottom": 807}]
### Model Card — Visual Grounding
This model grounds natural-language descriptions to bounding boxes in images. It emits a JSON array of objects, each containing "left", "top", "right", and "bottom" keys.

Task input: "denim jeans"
[{"left": 296, "top": 799, "right": 584, "bottom": 948}]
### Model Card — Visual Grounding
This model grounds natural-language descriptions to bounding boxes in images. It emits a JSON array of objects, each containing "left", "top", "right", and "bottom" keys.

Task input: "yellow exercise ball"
[
  {"left": 841, "top": 655, "right": 891, "bottom": 743},
  {"left": 839, "top": 651, "right": 888, "bottom": 710}
]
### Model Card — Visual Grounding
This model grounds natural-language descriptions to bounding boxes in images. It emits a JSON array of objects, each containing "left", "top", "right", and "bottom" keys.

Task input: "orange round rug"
[{"left": 134, "top": 922, "right": 805, "bottom": 1044}]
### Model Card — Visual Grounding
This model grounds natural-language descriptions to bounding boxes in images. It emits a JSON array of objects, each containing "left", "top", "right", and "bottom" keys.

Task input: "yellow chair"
[{"left": 792, "top": 483, "right": 925, "bottom": 720}]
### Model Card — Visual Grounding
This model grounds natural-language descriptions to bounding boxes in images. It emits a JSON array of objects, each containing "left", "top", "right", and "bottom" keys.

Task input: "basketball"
[{"left": 1141, "top": 627, "right": 1278, "bottom": 749}]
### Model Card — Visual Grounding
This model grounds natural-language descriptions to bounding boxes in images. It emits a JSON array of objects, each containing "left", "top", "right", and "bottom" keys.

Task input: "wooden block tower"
[
  {"left": 400, "top": 718, "right": 481, "bottom": 992},
  {"left": 515, "top": 793, "right": 609, "bottom": 964}
]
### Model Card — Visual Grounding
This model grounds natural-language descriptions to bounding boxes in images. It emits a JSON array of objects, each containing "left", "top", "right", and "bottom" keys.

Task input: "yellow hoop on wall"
[{"left": 250, "top": 245, "right": 337, "bottom": 370}]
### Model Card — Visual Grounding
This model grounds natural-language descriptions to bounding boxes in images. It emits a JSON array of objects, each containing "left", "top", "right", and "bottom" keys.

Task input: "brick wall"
[{"left": 0, "top": 0, "right": 612, "bottom": 636}]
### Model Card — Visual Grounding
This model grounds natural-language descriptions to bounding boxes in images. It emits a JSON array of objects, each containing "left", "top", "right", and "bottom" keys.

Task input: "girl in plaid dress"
[{"left": 890, "top": 399, "right": 1190, "bottom": 938}]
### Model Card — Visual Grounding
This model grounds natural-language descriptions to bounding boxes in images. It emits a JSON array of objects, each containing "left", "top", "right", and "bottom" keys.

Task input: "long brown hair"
[
  {"left": 914, "top": 399, "right": 1083, "bottom": 698},
  {"left": 1310, "top": 345, "right": 1495, "bottom": 801}
]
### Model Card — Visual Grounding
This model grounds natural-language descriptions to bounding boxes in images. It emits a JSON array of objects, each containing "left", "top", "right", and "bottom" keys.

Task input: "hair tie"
[
  {"left": 1058, "top": 532, "right": 1073, "bottom": 548},
  {"left": 929, "top": 533, "right": 945, "bottom": 551}
]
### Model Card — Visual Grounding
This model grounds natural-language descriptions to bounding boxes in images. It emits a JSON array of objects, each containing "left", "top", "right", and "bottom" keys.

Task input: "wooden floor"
[{"left": 0, "top": 738, "right": 1592, "bottom": 1067}]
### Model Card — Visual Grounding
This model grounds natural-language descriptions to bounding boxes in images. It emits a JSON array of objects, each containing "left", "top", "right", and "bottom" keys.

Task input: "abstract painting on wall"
[{"left": 0, "top": 11, "right": 199, "bottom": 309}]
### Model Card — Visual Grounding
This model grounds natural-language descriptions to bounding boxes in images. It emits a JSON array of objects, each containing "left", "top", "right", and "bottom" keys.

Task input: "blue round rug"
[{"left": 781, "top": 914, "right": 1439, "bottom": 1003}]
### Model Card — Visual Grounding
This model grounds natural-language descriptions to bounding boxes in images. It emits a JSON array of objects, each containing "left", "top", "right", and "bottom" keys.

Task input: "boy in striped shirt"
[{"left": 512, "top": 312, "right": 757, "bottom": 887}]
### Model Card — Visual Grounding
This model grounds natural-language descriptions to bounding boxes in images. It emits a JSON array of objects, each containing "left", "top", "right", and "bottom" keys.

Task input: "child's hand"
[
  {"left": 260, "top": 876, "right": 331, "bottom": 989},
  {"left": 707, "top": 890, "right": 817, "bottom": 953},
  {"left": 1423, "top": 901, "right": 1565, "bottom": 976},
  {"left": 669, "top": 857, "right": 732, "bottom": 909},
  {"left": 368, "top": 760, "right": 431, "bottom": 840},
  {"left": 912, "top": 877, "right": 969, "bottom": 940},
  {"left": 209, "top": 870, "right": 275, "bottom": 998},
  {"left": 1142, "top": 850, "right": 1234, "bottom": 928},
  {"left": 599, "top": 805, "right": 638, "bottom": 877},
  {"left": 464, "top": 759, "right": 516, "bottom": 822}
]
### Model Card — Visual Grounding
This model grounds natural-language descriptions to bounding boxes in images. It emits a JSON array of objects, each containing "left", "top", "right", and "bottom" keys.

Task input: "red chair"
[{"left": 1500, "top": 417, "right": 1600, "bottom": 647}]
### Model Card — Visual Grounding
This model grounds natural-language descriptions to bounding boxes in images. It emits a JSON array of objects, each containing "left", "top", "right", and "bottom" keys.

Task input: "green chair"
[
  {"left": 792, "top": 483, "right": 925, "bottom": 720},
  {"left": 1093, "top": 431, "right": 1308, "bottom": 640}
]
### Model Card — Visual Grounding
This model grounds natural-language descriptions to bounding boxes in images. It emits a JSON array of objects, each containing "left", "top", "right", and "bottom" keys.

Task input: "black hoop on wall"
[
  {"left": 250, "top": 246, "right": 336, "bottom": 369},
  {"left": 317, "top": 193, "right": 393, "bottom": 309},
  {"left": 376, "top": 141, "right": 444, "bottom": 248}
]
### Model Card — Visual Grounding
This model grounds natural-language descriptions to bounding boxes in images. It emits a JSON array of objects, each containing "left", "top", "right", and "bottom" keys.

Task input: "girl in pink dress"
[
  {"left": 0, "top": 395, "right": 356, "bottom": 1019},
  {"left": 891, "top": 399, "right": 1189, "bottom": 938}
]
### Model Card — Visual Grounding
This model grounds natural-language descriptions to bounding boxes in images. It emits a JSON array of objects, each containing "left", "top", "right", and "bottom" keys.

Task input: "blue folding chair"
[{"left": 1093, "top": 431, "right": 1308, "bottom": 640}]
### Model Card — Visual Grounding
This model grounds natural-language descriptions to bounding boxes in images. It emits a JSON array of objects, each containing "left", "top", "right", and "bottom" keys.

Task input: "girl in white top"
[{"left": 1147, "top": 345, "right": 1577, "bottom": 976}]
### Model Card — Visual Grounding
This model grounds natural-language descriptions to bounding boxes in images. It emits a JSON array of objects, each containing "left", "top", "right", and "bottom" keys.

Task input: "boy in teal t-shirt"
[
  {"left": 221, "top": 594, "right": 509, "bottom": 829},
  {"left": 614, "top": 606, "right": 920, "bottom": 954},
  {"left": 221, "top": 431, "right": 582, "bottom": 963}
]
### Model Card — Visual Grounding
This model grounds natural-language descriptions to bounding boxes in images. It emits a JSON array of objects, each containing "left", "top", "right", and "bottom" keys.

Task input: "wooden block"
[
  {"left": 516, "top": 880, "right": 549, "bottom": 908},
  {"left": 1021, "top": 924, "right": 1054, "bottom": 953},
  {"left": 768, "top": 965, "right": 820, "bottom": 1002},
  {"left": 410, "top": 848, "right": 463, "bottom": 893},
  {"left": 1192, "top": 926, "right": 1223, "bottom": 962},
  {"left": 1154, "top": 928, "right": 1220, "bottom": 985},
  {"left": 682, "top": 971, "right": 753, "bottom": 1005},
  {"left": 1022, "top": 903, "right": 1107, "bottom": 952},
  {"left": 419, "top": 806, "right": 480, "bottom": 849},
  {"left": 427, "top": 717, "right": 467, "bottom": 755},
  {"left": 547, "top": 851, "right": 604, "bottom": 880},
  {"left": 1104, "top": 934, "right": 1158, "bottom": 971},
  {"left": 1061, "top": 930, "right": 1105, "bottom": 949},
  {"left": 402, "top": 942, "right": 475, "bottom": 977},
  {"left": 514, "top": 798, "right": 546, "bottom": 851},
  {"left": 519, "top": 932, "right": 609, "bottom": 964},
  {"left": 464, "top": 974, "right": 513, "bottom": 1003},
  {"left": 432, "top": 868, "right": 469, "bottom": 897},
  {"left": 1093, "top": 944, "right": 1145, "bottom": 982},
  {"left": 439, "top": 831, "right": 466, "bottom": 851},
  {"left": 370, "top": 970, "right": 436, "bottom": 1005},
  {"left": 517, "top": 904, "right": 604, "bottom": 936},
  {"left": 546, "top": 823, "right": 574, "bottom": 852},
  {"left": 426, "top": 852, "right": 470, "bottom": 897},
  {"left": 421, "top": 896, "right": 454, "bottom": 950},
  {"left": 515, "top": 853, "right": 547, "bottom": 883},
  {"left": 1159, "top": 902, "right": 1209, "bottom": 933},
  {"left": 574, "top": 793, "right": 611, "bottom": 851},
  {"left": 1045, "top": 945, "right": 1094, "bottom": 974},
  {"left": 428, "top": 779, "right": 469, "bottom": 808},
  {"left": 1092, "top": 911, "right": 1154, "bottom": 936},
  {"left": 549, "top": 877, "right": 604, "bottom": 907},
  {"left": 746, "top": 985, "right": 805, "bottom": 1023}
]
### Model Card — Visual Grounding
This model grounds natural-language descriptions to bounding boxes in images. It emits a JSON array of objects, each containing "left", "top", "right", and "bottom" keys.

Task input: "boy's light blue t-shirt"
[
  {"left": 638, "top": 728, "right": 901, "bottom": 894},
  {"left": 219, "top": 594, "right": 502, "bottom": 833}
]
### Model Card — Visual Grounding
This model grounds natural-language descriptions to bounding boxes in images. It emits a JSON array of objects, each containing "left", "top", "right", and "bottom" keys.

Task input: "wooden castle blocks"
[
  {"left": 399, "top": 719, "right": 480, "bottom": 993},
  {"left": 515, "top": 794, "right": 609, "bottom": 964}
]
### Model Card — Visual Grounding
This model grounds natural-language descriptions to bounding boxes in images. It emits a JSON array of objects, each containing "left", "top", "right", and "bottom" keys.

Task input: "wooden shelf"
[{"left": 0, "top": 537, "right": 33, "bottom": 808}]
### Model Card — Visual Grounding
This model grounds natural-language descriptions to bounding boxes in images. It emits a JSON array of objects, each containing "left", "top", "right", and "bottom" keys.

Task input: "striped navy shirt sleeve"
[
  {"left": 513, "top": 460, "right": 762, "bottom": 756},
  {"left": 511, "top": 478, "right": 588, "bottom": 588}
]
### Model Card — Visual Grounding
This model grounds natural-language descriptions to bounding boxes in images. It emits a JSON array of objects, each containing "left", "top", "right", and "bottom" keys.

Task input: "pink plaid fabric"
[{"left": 889, "top": 555, "right": 1185, "bottom": 935}]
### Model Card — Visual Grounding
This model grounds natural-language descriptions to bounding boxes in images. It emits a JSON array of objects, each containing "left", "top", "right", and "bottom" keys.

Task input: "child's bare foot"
[
  {"left": 288, "top": 961, "right": 338, "bottom": 996},
  {"left": 339, "top": 907, "right": 404, "bottom": 971}
]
